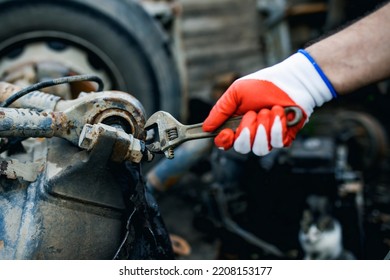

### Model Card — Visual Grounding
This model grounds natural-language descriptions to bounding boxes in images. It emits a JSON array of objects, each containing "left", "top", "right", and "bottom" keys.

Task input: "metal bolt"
[{"left": 78, "top": 124, "right": 95, "bottom": 150}]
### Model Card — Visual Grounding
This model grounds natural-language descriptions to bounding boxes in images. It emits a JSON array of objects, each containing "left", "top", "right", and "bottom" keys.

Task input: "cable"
[{"left": 0, "top": 74, "right": 104, "bottom": 107}]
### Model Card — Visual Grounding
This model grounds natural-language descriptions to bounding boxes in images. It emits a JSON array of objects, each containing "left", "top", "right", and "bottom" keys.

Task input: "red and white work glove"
[{"left": 202, "top": 49, "right": 338, "bottom": 156}]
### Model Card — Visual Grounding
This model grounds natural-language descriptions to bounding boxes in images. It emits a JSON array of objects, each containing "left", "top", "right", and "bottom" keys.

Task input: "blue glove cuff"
[{"left": 298, "top": 49, "right": 338, "bottom": 98}]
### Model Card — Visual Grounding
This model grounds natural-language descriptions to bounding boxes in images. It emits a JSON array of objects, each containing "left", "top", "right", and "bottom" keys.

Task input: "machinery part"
[
  {"left": 211, "top": 181, "right": 285, "bottom": 258},
  {"left": 0, "top": 0, "right": 182, "bottom": 117},
  {"left": 0, "top": 137, "right": 174, "bottom": 259},
  {"left": 0, "top": 81, "right": 146, "bottom": 145},
  {"left": 308, "top": 110, "right": 388, "bottom": 170},
  {"left": 0, "top": 74, "right": 104, "bottom": 107},
  {"left": 145, "top": 107, "right": 302, "bottom": 159},
  {"left": 0, "top": 82, "right": 62, "bottom": 110},
  {"left": 0, "top": 85, "right": 173, "bottom": 260},
  {"left": 0, "top": 158, "right": 44, "bottom": 182},
  {"left": 79, "top": 123, "right": 153, "bottom": 163},
  {"left": 334, "top": 111, "right": 388, "bottom": 170}
]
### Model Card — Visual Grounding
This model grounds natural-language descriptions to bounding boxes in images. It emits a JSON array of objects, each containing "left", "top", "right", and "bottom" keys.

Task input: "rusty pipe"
[
  {"left": 0, "top": 82, "right": 61, "bottom": 110},
  {"left": 0, "top": 81, "right": 146, "bottom": 139},
  {"left": 0, "top": 108, "right": 70, "bottom": 139},
  {"left": 0, "top": 81, "right": 149, "bottom": 164}
]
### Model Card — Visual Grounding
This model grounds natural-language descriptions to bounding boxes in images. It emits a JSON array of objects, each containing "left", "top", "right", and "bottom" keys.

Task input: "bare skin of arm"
[{"left": 306, "top": 2, "right": 390, "bottom": 95}]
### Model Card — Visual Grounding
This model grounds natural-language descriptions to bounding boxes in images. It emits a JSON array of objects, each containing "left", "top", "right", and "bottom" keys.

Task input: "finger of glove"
[
  {"left": 270, "top": 105, "right": 287, "bottom": 148},
  {"left": 203, "top": 79, "right": 297, "bottom": 132},
  {"left": 233, "top": 111, "right": 257, "bottom": 154},
  {"left": 252, "top": 108, "right": 272, "bottom": 156},
  {"left": 203, "top": 83, "right": 238, "bottom": 132},
  {"left": 214, "top": 128, "right": 235, "bottom": 150}
]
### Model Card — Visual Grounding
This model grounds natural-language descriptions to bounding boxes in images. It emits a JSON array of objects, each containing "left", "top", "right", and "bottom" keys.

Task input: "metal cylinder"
[
  {"left": 0, "top": 82, "right": 61, "bottom": 110},
  {"left": 0, "top": 108, "right": 57, "bottom": 138}
]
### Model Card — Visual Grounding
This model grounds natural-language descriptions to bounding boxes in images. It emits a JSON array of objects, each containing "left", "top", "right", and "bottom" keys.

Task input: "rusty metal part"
[
  {"left": 79, "top": 123, "right": 153, "bottom": 163},
  {"left": 0, "top": 158, "right": 44, "bottom": 182},
  {"left": 0, "top": 81, "right": 146, "bottom": 143},
  {"left": 0, "top": 75, "right": 103, "bottom": 108},
  {"left": 0, "top": 108, "right": 64, "bottom": 138},
  {"left": 145, "top": 107, "right": 302, "bottom": 159},
  {"left": 145, "top": 111, "right": 241, "bottom": 159},
  {"left": 0, "top": 42, "right": 112, "bottom": 91},
  {"left": 0, "top": 82, "right": 61, "bottom": 110},
  {"left": 54, "top": 90, "right": 147, "bottom": 142},
  {"left": 0, "top": 81, "right": 147, "bottom": 166}
]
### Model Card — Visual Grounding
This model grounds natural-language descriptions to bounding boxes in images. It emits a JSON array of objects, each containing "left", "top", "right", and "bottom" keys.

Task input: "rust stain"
[
  {"left": 0, "top": 240, "right": 4, "bottom": 251},
  {"left": 51, "top": 111, "right": 72, "bottom": 134}
]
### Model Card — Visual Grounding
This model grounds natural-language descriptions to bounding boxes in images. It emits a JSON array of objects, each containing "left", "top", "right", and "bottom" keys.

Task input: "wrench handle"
[
  {"left": 183, "top": 116, "right": 242, "bottom": 140},
  {"left": 183, "top": 106, "right": 303, "bottom": 141}
]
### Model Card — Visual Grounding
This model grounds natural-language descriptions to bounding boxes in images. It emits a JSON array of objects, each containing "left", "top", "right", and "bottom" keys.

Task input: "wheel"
[{"left": 0, "top": 0, "right": 182, "bottom": 117}]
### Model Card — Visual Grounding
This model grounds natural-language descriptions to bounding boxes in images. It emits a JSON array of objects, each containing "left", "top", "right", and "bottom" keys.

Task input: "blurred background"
[{"left": 140, "top": 0, "right": 390, "bottom": 260}]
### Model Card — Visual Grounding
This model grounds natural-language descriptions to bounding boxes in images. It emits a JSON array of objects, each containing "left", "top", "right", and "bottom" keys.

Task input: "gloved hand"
[{"left": 202, "top": 49, "right": 337, "bottom": 156}]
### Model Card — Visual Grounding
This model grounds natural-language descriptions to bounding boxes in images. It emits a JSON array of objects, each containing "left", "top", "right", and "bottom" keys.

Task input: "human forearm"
[{"left": 306, "top": 2, "right": 390, "bottom": 95}]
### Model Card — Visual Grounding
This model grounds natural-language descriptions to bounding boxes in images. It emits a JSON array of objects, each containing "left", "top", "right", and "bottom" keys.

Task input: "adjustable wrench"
[{"left": 144, "top": 106, "right": 303, "bottom": 159}]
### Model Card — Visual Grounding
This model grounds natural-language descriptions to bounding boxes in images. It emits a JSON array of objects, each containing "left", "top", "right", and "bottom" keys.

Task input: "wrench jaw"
[
  {"left": 144, "top": 125, "right": 175, "bottom": 159},
  {"left": 144, "top": 122, "right": 163, "bottom": 153},
  {"left": 144, "top": 111, "right": 181, "bottom": 159},
  {"left": 160, "top": 126, "right": 179, "bottom": 159}
]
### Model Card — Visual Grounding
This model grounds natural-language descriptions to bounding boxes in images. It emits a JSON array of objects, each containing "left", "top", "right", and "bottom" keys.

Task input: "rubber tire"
[{"left": 0, "top": 0, "right": 181, "bottom": 117}]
